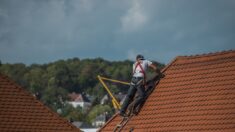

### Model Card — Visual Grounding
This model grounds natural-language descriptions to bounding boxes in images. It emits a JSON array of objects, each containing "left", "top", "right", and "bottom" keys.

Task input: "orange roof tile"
[
  {"left": 99, "top": 50, "right": 235, "bottom": 131},
  {"left": 0, "top": 74, "right": 81, "bottom": 132}
]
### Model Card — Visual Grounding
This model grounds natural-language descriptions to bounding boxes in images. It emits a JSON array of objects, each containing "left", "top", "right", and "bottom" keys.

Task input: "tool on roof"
[{"left": 97, "top": 75, "right": 130, "bottom": 110}]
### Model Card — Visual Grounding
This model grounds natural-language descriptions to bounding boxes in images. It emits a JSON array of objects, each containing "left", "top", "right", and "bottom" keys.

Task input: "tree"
[
  {"left": 61, "top": 104, "right": 85, "bottom": 122},
  {"left": 87, "top": 104, "right": 113, "bottom": 123}
]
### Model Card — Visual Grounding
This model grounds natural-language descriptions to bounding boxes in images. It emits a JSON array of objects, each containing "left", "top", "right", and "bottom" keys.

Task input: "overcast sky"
[{"left": 0, "top": 0, "right": 235, "bottom": 65}]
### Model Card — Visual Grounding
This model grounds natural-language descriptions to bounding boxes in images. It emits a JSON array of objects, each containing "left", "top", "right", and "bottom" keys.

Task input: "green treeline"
[{"left": 0, "top": 58, "right": 164, "bottom": 124}]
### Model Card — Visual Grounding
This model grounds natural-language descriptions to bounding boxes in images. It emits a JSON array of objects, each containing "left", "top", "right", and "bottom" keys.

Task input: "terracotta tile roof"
[
  {"left": 99, "top": 50, "right": 235, "bottom": 132},
  {"left": 0, "top": 74, "right": 81, "bottom": 132}
]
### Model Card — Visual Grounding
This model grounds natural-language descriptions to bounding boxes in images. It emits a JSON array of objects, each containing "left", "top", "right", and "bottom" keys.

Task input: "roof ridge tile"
[{"left": 177, "top": 49, "right": 235, "bottom": 59}]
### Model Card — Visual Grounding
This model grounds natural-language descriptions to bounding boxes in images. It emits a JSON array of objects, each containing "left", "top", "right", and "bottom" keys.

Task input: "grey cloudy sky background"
[{"left": 0, "top": 0, "right": 235, "bottom": 64}]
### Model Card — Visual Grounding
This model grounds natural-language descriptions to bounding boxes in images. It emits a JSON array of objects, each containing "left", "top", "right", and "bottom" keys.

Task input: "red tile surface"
[
  {"left": 0, "top": 74, "right": 81, "bottom": 132},
  {"left": 99, "top": 50, "right": 235, "bottom": 132}
]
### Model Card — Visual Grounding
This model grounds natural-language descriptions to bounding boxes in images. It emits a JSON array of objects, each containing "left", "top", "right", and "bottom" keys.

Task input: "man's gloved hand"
[
  {"left": 155, "top": 69, "right": 165, "bottom": 78},
  {"left": 155, "top": 68, "right": 160, "bottom": 73}
]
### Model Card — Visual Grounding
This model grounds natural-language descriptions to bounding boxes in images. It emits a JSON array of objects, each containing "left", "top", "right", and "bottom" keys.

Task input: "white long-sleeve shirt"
[{"left": 132, "top": 59, "right": 152, "bottom": 77}]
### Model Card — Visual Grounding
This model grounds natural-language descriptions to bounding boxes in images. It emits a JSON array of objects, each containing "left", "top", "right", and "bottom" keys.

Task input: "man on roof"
[{"left": 119, "top": 54, "right": 163, "bottom": 117}]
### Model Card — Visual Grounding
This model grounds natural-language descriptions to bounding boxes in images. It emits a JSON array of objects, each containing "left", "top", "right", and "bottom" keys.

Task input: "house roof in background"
[
  {"left": 68, "top": 92, "right": 90, "bottom": 102},
  {"left": 0, "top": 74, "right": 81, "bottom": 132}
]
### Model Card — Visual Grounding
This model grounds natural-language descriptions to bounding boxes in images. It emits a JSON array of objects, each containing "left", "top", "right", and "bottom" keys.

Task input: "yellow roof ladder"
[{"left": 97, "top": 75, "right": 130, "bottom": 110}]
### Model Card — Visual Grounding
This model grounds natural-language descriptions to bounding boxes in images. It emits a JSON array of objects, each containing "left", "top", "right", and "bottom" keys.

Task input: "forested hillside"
[{"left": 0, "top": 58, "right": 164, "bottom": 125}]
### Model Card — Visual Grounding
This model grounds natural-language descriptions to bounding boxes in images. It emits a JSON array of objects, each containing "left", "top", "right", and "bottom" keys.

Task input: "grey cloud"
[{"left": 0, "top": 0, "right": 235, "bottom": 64}]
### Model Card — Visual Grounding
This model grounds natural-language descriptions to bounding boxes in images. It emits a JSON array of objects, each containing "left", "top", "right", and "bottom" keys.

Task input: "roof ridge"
[
  {"left": 177, "top": 49, "right": 235, "bottom": 60},
  {"left": 159, "top": 49, "right": 234, "bottom": 73},
  {"left": 0, "top": 73, "right": 80, "bottom": 131},
  {"left": 161, "top": 57, "right": 178, "bottom": 73}
]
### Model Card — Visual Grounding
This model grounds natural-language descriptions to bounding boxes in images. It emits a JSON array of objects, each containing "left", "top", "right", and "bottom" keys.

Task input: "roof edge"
[{"left": 161, "top": 57, "right": 178, "bottom": 73}]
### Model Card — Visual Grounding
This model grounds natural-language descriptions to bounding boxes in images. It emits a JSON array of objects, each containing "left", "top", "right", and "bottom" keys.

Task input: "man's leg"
[
  {"left": 133, "top": 83, "right": 145, "bottom": 112},
  {"left": 120, "top": 83, "right": 137, "bottom": 115}
]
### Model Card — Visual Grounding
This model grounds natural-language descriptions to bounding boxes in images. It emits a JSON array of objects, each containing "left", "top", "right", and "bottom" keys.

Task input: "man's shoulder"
[
  {"left": 143, "top": 59, "right": 152, "bottom": 63},
  {"left": 143, "top": 59, "right": 153, "bottom": 66}
]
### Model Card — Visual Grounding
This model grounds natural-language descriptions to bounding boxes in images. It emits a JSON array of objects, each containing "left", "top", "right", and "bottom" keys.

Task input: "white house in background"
[
  {"left": 68, "top": 92, "right": 91, "bottom": 110},
  {"left": 92, "top": 112, "right": 110, "bottom": 127}
]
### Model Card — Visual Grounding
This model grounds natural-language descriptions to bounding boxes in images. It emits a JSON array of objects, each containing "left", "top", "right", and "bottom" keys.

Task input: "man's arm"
[
  {"left": 149, "top": 64, "right": 157, "bottom": 71},
  {"left": 149, "top": 63, "right": 165, "bottom": 78}
]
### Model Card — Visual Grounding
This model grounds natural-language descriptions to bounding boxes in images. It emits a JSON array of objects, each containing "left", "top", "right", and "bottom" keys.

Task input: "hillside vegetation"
[{"left": 0, "top": 58, "right": 164, "bottom": 124}]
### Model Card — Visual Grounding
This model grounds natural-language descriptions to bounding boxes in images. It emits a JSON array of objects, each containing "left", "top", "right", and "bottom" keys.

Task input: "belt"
[{"left": 133, "top": 76, "right": 143, "bottom": 79}]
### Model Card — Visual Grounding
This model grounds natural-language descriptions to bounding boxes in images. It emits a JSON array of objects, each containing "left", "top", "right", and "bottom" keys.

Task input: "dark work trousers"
[{"left": 120, "top": 77, "right": 145, "bottom": 114}]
